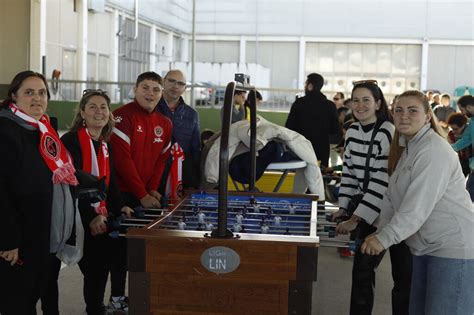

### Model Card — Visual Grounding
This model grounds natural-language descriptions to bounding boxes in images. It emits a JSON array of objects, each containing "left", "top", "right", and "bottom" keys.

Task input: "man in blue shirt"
[{"left": 157, "top": 69, "right": 201, "bottom": 189}]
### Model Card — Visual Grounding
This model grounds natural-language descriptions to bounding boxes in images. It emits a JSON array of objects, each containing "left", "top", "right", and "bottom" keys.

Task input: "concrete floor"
[{"left": 37, "top": 247, "right": 393, "bottom": 315}]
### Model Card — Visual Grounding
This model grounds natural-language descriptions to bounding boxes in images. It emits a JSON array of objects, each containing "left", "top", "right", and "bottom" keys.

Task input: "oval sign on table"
[{"left": 200, "top": 246, "right": 241, "bottom": 274}]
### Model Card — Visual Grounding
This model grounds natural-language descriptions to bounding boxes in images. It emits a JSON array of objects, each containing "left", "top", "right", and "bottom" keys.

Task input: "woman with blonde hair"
[
  {"left": 61, "top": 89, "right": 133, "bottom": 315},
  {"left": 362, "top": 90, "right": 474, "bottom": 314}
]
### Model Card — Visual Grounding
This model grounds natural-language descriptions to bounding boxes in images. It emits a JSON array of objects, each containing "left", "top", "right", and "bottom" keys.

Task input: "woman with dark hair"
[
  {"left": 61, "top": 89, "right": 133, "bottom": 315},
  {"left": 0, "top": 71, "right": 78, "bottom": 314},
  {"left": 333, "top": 80, "right": 412, "bottom": 315},
  {"left": 362, "top": 90, "right": 474, "bottom": 314}
]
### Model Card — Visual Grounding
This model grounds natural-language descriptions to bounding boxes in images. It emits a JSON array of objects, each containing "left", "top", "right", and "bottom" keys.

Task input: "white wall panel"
[
  {"left": 107, "top": 0, "right": 192, "bottom": 33},
  {"left": 195, "top": 41, "right": 239, "bottom": 63},
  {"left": 427, "top": 45, "right": 474, "bottom": 93},
  {"left": 246, "top": 41, "right": 299, "bottom": 88},
  {"left": 194, "top": 0, "right": 473, "bottom": 41},
  {"left": 88, "top": 10, "right": 113, "bottom": 55}
]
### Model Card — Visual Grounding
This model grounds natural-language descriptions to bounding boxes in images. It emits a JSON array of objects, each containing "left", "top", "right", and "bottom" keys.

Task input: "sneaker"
[
  {"left": 339, "top": 247, "right": 355, "bottom": 258},
  {"left": 106, "top": 296, "right": 129, "bottom": 314}
]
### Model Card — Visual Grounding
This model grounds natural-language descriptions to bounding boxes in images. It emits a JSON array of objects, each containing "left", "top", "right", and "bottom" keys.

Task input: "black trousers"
[
  {"left": 106, "top": 193, "right": 139, "bottom": 299},
  {"left": 0, "top": 256, "right": 48, "bottom": 315},
  {"left": 78, "top": 233, "right": 114, "bottom": 315},
  {"left": 350, "top": 224, "right": 412, "bottom": 315},
  {"left": 108, "top": 237, "right": 127, "bottom": 297},
  {"left": 40, "top": 254, "right": 62, "bottom": 315}
]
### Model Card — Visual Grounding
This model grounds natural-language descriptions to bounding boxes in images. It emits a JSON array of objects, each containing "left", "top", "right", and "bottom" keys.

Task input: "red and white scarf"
[
  {"left": 165, "top": 142, "right": 185, "bottom": 200},
  {"left": 9, "top": 103, "right": 78, "bottom": 186},
  {"left": 78, "top": 127, "right": 110, "bottom": 216}
]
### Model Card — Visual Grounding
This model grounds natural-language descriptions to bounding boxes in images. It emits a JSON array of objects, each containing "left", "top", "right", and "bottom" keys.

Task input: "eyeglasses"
[
  {"left": 352, "top": 79, "right": 378, "bottom": 86},
  {"left": 166, "top": 78, "right": 186, "bottom": 88},
  {"left": 83, "top": 89, "right": 108, "bottom": 95}
]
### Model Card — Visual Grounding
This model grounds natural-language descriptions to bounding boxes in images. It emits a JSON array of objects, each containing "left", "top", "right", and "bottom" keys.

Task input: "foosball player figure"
[
  {"left": 261, "top": 222, "right": 270, "bottom": 234},
  {"left": 260, "top": 218, "right": 266, "bottom": 226},
  {"left": 289, "top": 203, "right": 296, "bottom": 215},
  {"left": 266, "top": 206, "right": 273, "bottom": 219},
  {"left": 196, "top": 223, "right": 203, "bottom": 231},
  {"left": 242, "top": 205, "right": 248, "bottom": 216},
  {"left": 197, "top": 209, "right": 206, "bottom": 224},
  {"left": 235, "top": 210, "right": 244, "bottom": 225},
  {"left": 240, "top": 225, "right": 247, "bottom": 233},
  {"left": 177, "top": 218, "right": 186, "bottom": 230},
  {"left": 249, "top": 195, "right": 256, "bottom": 205},
  {"left": 283, "top": 227, "right": 291, "bottom": 235},
  {"left": 205, "top": 220, "right": 214, "bottom": 231},
  {"left": 274, "top": 214, "right": 282, "bottom": 226},
  {"left": 182, "top": 212, "right": 187, "bottom": 222},
  {"left": 232, "top": 222, "right": 242, "bottom": 233},
  {"left": 254, "top": 203, "right": 261, "bottom": 213},
  {"left": 192, "top": 204, "right": 199, "bottom": 216}
]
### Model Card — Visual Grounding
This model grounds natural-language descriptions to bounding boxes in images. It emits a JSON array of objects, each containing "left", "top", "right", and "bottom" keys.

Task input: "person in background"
[
  {"left": 157, "top": 69, "right": 201, "bottom": 191},
  {"left": 221, "top": 89, "right": 247, "bottom": 124},
  {"left": 362, "top": 90, "right": 474, "bottom": 314},
  {"left": 337, "top": 106, "right": 349, "bottom": 126},
  {"left": 430, "top": 92, "right": 440, "bottom": 109},
  {"left": 329, "top": 93, "right": 346, "bottom": 166},
  {"left": 244, "top": 90, "right": 263, "bottom": 121},
  {"left": 109, "top": 71, "right": 172, "bottom": 313},
  {"left": 61, "top": 89, "right": 133, "bottom": 315},
  {"left": 332, "top": 92, "right": 345, "bottom": 109},
  {"left": 333, "top": 80, "right": 412, "bottom": 315},
  {"left": 0, "top": 71, "right": 78, "bottom": 315},
  {"left": 425, "top": 90, "right": 434, "bottom": 105},
  {"left": 285, "top": 73, "right": 340, "bottom": 167},
  {"left": 343, "top": 98, "right": 354, "bottom": 122},
  {"left": 446, "top": 112, "right": 471, "bottom": 176},
  {"left": 433, "top": 93, "right": 455, "bottom": 137},
  {"left": 451, "top": 95, "right": 474, "bottom": 201}
]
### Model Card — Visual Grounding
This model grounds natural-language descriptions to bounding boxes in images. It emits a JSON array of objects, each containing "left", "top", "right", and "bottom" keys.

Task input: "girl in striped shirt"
[{"left": 333, "top": 81, "right": 412, "bottom": 315}]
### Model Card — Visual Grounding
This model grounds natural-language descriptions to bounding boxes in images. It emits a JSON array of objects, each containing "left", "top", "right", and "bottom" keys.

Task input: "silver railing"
[
  {"left": 46, "top": 79, "right": 302, "bottom": 111},
  {"left": 47, "top": 79, "right": 135, "bottom": 104},
  {"left": 46, "top": 79, "right": 406, "bottom": 111}
]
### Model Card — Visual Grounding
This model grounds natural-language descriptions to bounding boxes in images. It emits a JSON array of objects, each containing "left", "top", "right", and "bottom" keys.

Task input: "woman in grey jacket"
[{"left": 362, "top": 90, "right": 474, "bottom": 315}]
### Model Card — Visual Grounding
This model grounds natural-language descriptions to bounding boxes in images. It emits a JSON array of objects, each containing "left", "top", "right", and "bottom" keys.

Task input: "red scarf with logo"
[
  {"left": 165, "top": 142, "right": 185, "bottom": 200},
  {"left": 10, "top": 103, "right": 78, "bottom": 186},
  {"left": 78, "top": 127, "right": 110, "bottom": 216}
]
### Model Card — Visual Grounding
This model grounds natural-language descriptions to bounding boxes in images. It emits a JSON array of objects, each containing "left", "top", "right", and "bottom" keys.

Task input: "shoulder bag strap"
[{"left": 361, "top": 121, "right": 381, "bottom": 193}]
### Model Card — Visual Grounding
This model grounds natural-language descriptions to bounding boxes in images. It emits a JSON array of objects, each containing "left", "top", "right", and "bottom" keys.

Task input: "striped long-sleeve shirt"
[{"left": 338, "top": 120, "right": 394, "bottom": 224}]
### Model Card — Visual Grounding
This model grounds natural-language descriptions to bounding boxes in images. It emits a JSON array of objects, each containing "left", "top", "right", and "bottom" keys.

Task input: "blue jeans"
[
  {"left": 410, "top": 255, "right": 474, "bottom": 315},
  {"left": 466, "top": 170, "right": 474, "bottom": 201}
]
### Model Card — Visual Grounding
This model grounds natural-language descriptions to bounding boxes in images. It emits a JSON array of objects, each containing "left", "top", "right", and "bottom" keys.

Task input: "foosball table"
[
  {"left": 118, "top": 190, "right": 353, "bottom": 315},
  {"left": 119, "top": 76, "right": 353, "bottom": 314}
]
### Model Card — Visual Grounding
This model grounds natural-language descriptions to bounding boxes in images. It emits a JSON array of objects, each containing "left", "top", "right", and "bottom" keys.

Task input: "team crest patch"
[
  {"left": 41, "top": 134, "right": 60, "bottom": 161},
  {"left": 114, "top": 115, "right": 123, "bottom": 123},
  {"left": 154, "top": 126, "right": 163, "bottom": 137}
]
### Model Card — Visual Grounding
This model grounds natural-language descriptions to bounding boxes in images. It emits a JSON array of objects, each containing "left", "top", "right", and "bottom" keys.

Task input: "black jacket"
[
  {"left": 285, "top": 91, "right": 340, "bottom": 166},
  {"left": 0, "top": 112, "right": 55, "bottom": 313},
  {"left": 61, "top": 131, "right": 124, "bottom": 229}
]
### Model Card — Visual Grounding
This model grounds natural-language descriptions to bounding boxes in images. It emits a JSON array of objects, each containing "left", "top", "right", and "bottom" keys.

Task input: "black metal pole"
[
  {"left": 248, "top": 89, "right": 257, "bottom": 191},
  {"left": 212, "top": 81, "right": 236, "bottom": 238}
]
